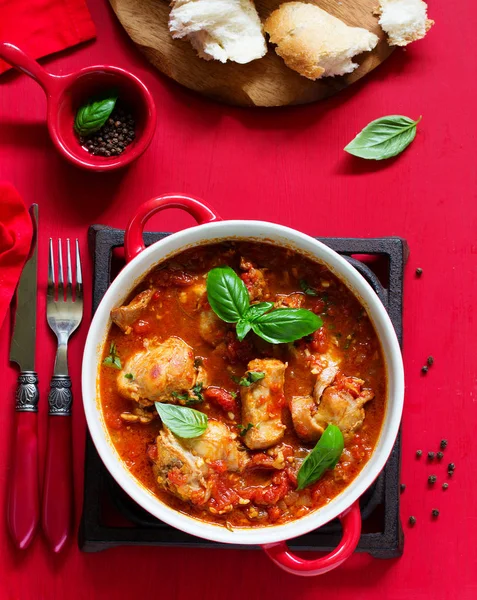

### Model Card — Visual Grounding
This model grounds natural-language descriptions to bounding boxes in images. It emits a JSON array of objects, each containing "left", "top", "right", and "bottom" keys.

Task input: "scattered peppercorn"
[
  {"left": 442, "top": 483, "right": 449, "bottom": 490},
  {"left": 400, "top": 483, "right": 406, "bottom": 493},
  {"left": 431, "top": 509, "right": 440, "bottom": 518},
  {"left": 415, "top": 268, "right": 423, "bottom": 277},
  {"left": 427, "top": 356, "right": 434, "bottom": 366},
  {"left": 440, "top": 439, "right": 448, "bottom": 449},
  {"left": 416, "top": 449, "right": 423, "bottom": 457},
  {"left": 448, "top": 463, "right": 455, "bottom": 475},
  {"left": 428, "top": 451, "right": 435, "bottom": 460},
  {"left": 428, "top": 475, "right": 437, "bottom": 484},
  {"left": 421, "top": 365, "right": 429, "bottom": 374},
  {"left": 409, "top": 516, "right": 416, "bottom": 526},
  {"left": 437, "top": 451, "right": 444, "bottom": 460},
  {"left": 79, "top": 105, "right": 136, "bottom": 157}
]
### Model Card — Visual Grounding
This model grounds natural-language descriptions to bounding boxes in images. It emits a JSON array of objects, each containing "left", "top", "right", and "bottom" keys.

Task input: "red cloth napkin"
[
  {"left": 0, "top": 183, "right": 33, "bottom": 328},
  {"left": 0, "top": 0, "right": 96, "bottom": 75}
]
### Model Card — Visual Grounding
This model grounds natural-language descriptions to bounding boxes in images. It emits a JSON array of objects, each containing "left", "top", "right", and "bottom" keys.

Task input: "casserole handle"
[
  {"left": 125, "top": 194, "right": 222, "bottom": 263},
  {"left": 0, "top": 42, "right": 62, "bottom": 95},
  {"left": 261, "top": 500, "right": 361, "bottom": 576}
]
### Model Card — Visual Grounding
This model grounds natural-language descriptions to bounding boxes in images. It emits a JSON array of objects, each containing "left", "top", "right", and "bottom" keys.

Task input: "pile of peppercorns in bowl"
[
  {"left": 75, "top": 95, "right": 136, "bottom": 157},
  {"left": 78, "top": 105, "right": 136, "bottom": 157}
]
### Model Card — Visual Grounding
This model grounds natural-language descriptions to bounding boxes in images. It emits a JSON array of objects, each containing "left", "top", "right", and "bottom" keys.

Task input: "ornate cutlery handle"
[
  {"left": 7, "top": 372, "right": 40, "bottom": 549},
  {"left": 42, "top": 375, "right": 74, "bottom": 552}
]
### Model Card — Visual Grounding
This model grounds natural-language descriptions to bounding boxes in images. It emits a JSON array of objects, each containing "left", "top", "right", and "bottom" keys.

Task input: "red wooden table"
[{"left": 1, "top": 1, "right": 476, "bottom": 598}]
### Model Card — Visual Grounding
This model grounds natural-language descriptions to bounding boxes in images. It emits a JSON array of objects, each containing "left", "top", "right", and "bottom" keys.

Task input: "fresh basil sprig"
[
  {"left": 207, "top": 267, "right": 322, "bottom": 344},
  {"left": 233, "top": 371, "right": 265, "bottom": 387},
  {"left": 299, "top": 279, "right": 318, "bottom": 296},
  {"left": 297, "top": 424, "right": 344, "bottom": 490},
  {"left": 74, "top": 95, "right": 117, "bottom": 136},
  {"left": 344, "top": 115, "right": 422, "bottom": 160},
  {"left": 237, "top": 423, "right": 254, "bottom": 436},
  {"left": 206, "top": 266, "right": 249, "bottom": 322},
  {"left": 103, "top": 342, "right": 122, "bottom": 369},
  {"left": 155, "top": 402, "right": 208, "bottom": 438}
]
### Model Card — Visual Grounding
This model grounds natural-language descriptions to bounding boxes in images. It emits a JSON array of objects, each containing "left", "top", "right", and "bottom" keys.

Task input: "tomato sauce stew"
[{"left": 100, "top": 242, "right": 386, "bottom": 528}]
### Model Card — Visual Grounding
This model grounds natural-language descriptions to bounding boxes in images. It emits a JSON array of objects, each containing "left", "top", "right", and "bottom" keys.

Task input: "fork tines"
[{"left": 48, "top": 239, "right": 83, "bottom": 303}]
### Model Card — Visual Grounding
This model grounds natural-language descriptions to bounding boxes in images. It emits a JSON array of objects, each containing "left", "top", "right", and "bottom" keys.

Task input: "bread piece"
[
  {"left": 168, "top": 0, "right": 267, "bottom": 64},
  {"left": 377, "top": 0, "right": 434, "bottom": 46},
  {"left": 264, "top": 2, "right": 379, "bottom": 81}
]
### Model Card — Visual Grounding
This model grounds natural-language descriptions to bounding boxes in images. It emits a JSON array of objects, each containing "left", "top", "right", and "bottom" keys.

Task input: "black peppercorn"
[
  {"left": 431, "top": 509, "right": 439, "bottom": 518},
  {"left": 437, "top": 451, "right": 444, "bottom": 460},
  {"left": 428, "top": 475, "right": 437, "bottom": 484},
  {"left": 442, "top": 483, "right": 449, "bottom": 490},
  {"left": 448, "top": 462, "right": 455, "bottom": 471},
  {"left": 400, "top": 483, "right": 406, "bottom": 493},
  {"left": 415, "top": 268, "right": 423, "bottom": 277},
  {"left": 428, "top": 451, "right": 435, "bottom": 460},
  {"left": 416, "top": 449, "right": 423, "bottom": 457},
  {"left": 440, "top": 439, "right": 448, "bottom": 449},
  {"left": 421, "top": 365, "right": 429, "bottom": 374},
  {"left": 427, "top": 356, "right": 434, "bottom": 366},
  {"left": 409, "top": 516, "right": 416, "bottom": 526}
]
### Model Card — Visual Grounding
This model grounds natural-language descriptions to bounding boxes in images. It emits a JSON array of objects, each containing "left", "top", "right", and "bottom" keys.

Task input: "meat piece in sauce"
[
  {"left": 274, "top": 293, "right": 305, "bottom": 309},
  {"left": 239, "top": 257, "right": 270, "bottom": 302},
  {"left": 179, "top": 280, "right": 228, "bottom": 347},
  {"left": 199, "top": 309, "right": 228, "bottom": 347},
  {"left": 314, "top": 376, "right": 374, "bottom": 436},
  {"left": 290, "top": 372, "right": 374, "bottom": 441},
  {"left": 150, "top": 421, "right": 247, "bottom": 505},
  {"left": 120, "top": 405, "right": 158, "bottom": 424},
  {"left": 241, "top": 358, "right": 287, "bottom": 450},
  {"left": 117, "top": 337, "right": 196, "bottom": 406},
  {"left": 110, "top": 289, "right": 154, "bottom": 334}
]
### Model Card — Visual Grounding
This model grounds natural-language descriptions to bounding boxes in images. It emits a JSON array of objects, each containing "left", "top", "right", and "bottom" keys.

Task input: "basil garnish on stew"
[
  {"left": 103, "top": 342, "right": 122, "bottom": 369},
  {"left": 206, "top": 266, "right": 249, "bottom": 322},
  {"left": 207, "top": 267, "right": 322, "bottom": 344},
  {"left": 299, "top": 279, "right": 318, "bottom": 296},
  {"left": 297, "top": 424, "right": 344, "bottom": 490},
  {"left": 155, "top": 403, "right": 208, "bottom": 438},
  {"left": 233, "top": 371, "right": 265, "bottom": 387},
  {"left": 344, "top": 115, "right": 422, "bottom": 161},
  {"left": 74, "top": 94, "right": 117, "bottom": 137}
]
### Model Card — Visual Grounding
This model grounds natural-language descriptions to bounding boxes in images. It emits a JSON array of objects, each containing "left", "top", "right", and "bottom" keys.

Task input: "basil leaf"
[
  {"left": 236, "top": 319, "right": 252, "bottom": 341},
  {"left": 297, "top": 424, "right": 344, "bottom": 490},
  {"left": 155, "top": 403, "right": 208, "bottom": 438},
  {"left": 251, "top": 309, "right": 322, "bottom": 344},
  {"left": 74, "top": 95, "right": 117, "bottom": 136},
  {"left": 299, "top": 280, "right": 318, "bottom": 296},
  {"left": 344, "top": 115, "right": 422, "bottom": 160},
  {"left": 103, "top": 342, "right": 122, "bottom": 369},
  {"left": 233, "top": 371, "right": 265, "bottom": 386},
  {"left": 237, "top": 423, "right": 254, "bottom": 436},
  {"left": 207, "top": 266, "right": 250, "bottom": 323},
  {"left": 245, "top": 302, "right": 274, "bottom": 321}
]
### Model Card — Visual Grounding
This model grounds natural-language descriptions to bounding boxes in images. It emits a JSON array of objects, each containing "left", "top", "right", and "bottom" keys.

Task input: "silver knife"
[{"left": 7, "top": 204, "right": 40, "bottom": 549}]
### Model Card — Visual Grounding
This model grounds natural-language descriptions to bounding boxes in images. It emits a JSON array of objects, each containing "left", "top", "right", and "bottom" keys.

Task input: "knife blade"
[
  {"left": 9, "top": 204, "right": 38, "bottom": 373},
  {"left": 7, "top": 203, "right": 40, "bottom": 550}
]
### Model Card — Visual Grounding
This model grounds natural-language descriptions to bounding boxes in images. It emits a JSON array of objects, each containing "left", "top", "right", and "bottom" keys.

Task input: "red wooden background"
[{"left": 1, "top": 1, "right": 476, "bottom": 598}]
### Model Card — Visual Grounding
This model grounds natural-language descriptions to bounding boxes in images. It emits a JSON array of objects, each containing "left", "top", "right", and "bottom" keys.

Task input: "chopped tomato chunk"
[
  {"left": 204, "top": 386, "right": 237, "bottom": 413},
  {"left": 133, "top": 319, "right": 151, "bottom": 334}
]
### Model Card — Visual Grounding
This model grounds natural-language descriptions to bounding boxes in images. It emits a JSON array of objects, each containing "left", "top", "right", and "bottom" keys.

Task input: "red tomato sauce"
[{"left": 99, "top": 242, "right": 386, "bottom": 528}]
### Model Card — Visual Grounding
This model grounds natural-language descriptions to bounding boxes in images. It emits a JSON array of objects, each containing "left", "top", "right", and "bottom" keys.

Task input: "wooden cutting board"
[{"left": 109, "top": 0, "right": 393, "bottom": 107}]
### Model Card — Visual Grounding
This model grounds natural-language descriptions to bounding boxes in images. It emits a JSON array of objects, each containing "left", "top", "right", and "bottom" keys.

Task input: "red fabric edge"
[{"left": 0, "top": 0, "right": 96, "bottom": 75}]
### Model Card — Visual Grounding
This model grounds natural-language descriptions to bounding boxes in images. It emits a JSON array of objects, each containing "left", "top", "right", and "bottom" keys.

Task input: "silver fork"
[{"left": 43, "top": 238, "right": 83, "bottom": 552}]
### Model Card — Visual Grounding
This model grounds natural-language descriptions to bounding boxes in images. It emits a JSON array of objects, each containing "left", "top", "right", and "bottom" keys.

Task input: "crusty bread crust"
[{"left": 264, "top": 2, "right": 378, "bottom": 80}]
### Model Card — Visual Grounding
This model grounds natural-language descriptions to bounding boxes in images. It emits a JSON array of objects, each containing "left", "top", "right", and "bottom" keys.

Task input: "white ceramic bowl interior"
[{"left": 82, "top": 221, "right": 404, "bottom": 546}]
